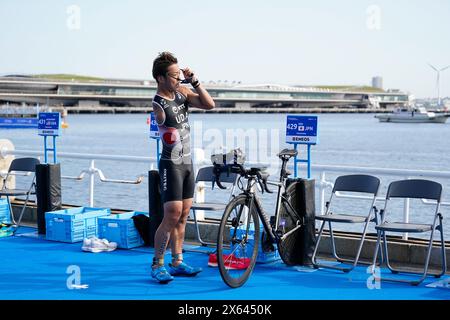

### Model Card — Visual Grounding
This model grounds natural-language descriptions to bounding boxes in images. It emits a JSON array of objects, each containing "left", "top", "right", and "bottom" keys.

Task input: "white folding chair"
[
  {"left": 190, "top": 166, "right": 238, "bottom": 247},
  {"left": 370, "top": 179, "right": 446, "bottom": 286}
]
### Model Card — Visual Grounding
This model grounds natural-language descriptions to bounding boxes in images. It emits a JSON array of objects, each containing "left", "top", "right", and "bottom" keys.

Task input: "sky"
[{"left": 0, "top": 0, "right": 449, "bottom": 98}]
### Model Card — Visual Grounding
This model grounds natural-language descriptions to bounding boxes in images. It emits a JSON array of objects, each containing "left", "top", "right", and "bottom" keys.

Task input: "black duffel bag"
[
  {"left": 132, "top": 170, "right": 164, "bottom": 247},
  {"left": 278, "top": 178, "right": 316, "bottom": 266}
]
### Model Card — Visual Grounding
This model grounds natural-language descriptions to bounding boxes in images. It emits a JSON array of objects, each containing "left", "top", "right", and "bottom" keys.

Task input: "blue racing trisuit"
[{"left": 152, "top": 91, "right": 195, "bottom": 203}]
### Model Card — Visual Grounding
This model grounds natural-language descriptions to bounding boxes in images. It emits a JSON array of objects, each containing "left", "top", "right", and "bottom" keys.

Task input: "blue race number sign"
[
  {"left": 38, "top": 112, "right": 61, "bottom": 136},
  {"left": 285, "top": 115, "right": 318, "bottom": 144},
  {"left": 149, "top": 113, "right": 160, "bottom": 139}
]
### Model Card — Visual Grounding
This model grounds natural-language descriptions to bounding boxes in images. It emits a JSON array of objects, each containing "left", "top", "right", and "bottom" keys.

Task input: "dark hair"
[{"left": 152, "top": 51, "right": 178, "bottom": 83}]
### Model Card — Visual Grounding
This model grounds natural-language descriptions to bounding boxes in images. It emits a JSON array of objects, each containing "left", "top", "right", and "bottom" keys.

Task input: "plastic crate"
[
  {"left": 0, "top": 198, "right": 11, "bottom": 224},
  {"left": 98, "top": 211, "right": 148, "bottom": 249},
  {"left": 230, "top": 225, "right": 281, "bottom": 264},
  {"left": 45, "top": 207, "right": 111, "bottom": 243}
]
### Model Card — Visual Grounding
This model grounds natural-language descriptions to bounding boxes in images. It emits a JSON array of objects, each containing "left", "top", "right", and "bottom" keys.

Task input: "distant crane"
[{"left": 428, "top": 63, "right": 450, "bottom": 107}]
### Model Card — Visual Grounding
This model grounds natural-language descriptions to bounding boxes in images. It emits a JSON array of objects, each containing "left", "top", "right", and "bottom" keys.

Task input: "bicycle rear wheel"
[
  {"left": 217, "top": 194, "right": 260, "bottom": 288},
  {"left": 277, "top": 182, "right": 303, "bottom": 265}
]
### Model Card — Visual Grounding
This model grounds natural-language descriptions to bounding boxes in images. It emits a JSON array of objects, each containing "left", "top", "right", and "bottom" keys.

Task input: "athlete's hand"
[{"left": 181, "top": 67, "right": 198, "bottom": 84}]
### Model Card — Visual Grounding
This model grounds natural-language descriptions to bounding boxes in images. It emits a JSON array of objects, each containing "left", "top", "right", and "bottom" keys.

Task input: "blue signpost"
[
  {"left": 149, "top": 113, "right": 161, "bottom": 167},
  {"left": 285, "top": 115, "right": 318, "bottom": 178},
  {"left": 38, "top": 112, "right": 61, "bottom": 164}
]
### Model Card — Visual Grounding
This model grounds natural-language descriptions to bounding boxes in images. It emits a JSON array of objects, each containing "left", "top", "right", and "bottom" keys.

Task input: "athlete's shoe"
[
  {"left": 82, "top": 236, "right": 117, "bottom": 253},
  {"left": 0, "top": 223, "right": 14, "bottom": 238},
  {"left": 168, "top": 262, "right": 202, "bottom": 277},
  {"left": 207, "top": 253, "right": 219, "bottom": 267},
  {"left": 151, "top": 265, "right": 174, "bottom": 284},
  {"left": 208, "top": 253, "right": 251, "bottom": 270}
]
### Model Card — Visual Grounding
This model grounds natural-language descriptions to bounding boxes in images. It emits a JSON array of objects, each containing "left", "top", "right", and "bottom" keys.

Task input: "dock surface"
[{"left": 1, "top": 227, "right": 449, "bottom": 300}]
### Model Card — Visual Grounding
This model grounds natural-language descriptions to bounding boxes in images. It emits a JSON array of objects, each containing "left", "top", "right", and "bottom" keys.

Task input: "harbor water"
[{"left": 2, "top": 112, "right": 450, "bottom": 239}]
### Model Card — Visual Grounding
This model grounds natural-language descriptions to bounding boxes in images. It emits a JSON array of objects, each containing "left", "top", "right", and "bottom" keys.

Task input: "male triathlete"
[{"left": 151, "top": 52, "right": 215, "bottom": 283}]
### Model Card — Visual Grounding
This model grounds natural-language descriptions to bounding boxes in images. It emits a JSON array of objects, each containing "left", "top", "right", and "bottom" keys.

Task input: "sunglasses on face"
[{"left": 166, "top": 69, "right": 193, "bottom": 84}]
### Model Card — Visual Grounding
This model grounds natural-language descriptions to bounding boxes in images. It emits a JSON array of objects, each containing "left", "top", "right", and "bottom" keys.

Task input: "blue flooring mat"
[{"left": 1, "top": 227, "right": 449, "bottom": 300}]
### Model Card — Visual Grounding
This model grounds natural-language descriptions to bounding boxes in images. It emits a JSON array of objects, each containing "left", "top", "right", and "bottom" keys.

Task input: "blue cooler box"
[
  {"left": 98, "top": 211, "right": 148, "bottom": 249},
  {"left": 230, "top": 225, "right": 280, "bottom": 263},
  {"left": 45, "top": 207, "right": 111, "bottom": 243},
  {"left": 0, "top": 198, "right": 11, "bottom": 224}
]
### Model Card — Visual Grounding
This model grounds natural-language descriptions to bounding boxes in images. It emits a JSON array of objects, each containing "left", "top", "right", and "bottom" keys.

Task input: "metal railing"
[
  {"left": 2, "top": 147, "right": 449, "bottom": 240},
  {"left": 0, "top": 149, "right": 157, "bottom": 207}
]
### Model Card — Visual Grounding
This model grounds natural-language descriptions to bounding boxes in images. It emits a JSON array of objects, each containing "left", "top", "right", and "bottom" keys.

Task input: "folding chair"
[
  {"left": 312, "top": 174, "right": 380, "bottom": 272},
  {"left": 190, "top": 166, "right": 238, "bottom": 247},
  {"left": 0, "top": 157, "right": 40, "bottom": 231},
  {"left": 370, "top": 179, "right": 446, "bottom": 286}
]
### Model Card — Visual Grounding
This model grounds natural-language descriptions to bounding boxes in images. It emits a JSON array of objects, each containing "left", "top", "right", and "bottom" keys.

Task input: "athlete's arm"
[
  {"left": 180, "top": 68, "right": 215, "bottom": 110},
  {"left": 152, "top": 101, "right": 165, "bottom": 125}
]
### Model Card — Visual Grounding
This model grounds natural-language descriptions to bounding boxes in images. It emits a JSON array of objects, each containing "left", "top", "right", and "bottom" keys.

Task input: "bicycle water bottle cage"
[{"left": 269, "top": 216, "right": 276, "bottom": 228}]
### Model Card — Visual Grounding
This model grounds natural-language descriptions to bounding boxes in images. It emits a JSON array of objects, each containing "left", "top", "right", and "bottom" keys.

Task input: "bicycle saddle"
[{"left": 277, "top": 149, "right": 298, "bottom": 158}]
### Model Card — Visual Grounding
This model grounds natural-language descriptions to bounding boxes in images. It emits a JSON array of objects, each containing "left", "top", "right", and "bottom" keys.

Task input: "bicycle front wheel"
[{"left": 217, "top": 194, "right": 260, "bottom": 288}]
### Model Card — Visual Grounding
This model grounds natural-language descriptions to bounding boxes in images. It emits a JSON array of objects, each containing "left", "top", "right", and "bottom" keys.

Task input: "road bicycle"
[{"left": 213, "top": 148, "right": 305, "bottom": 288}]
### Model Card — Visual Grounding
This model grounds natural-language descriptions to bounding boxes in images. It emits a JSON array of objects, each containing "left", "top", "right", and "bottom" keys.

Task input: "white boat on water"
[{"left": 375, "top": 106, "right": 449, "bottom": 123}]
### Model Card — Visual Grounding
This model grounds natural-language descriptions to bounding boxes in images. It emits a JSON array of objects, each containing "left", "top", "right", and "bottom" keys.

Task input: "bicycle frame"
[{"left": 236, "top": 161, "right": 304, "bottom": 246}]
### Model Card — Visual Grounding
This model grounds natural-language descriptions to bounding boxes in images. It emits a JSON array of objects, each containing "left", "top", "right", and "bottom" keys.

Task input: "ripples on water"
[{"left": 2, "top": 113, "right": 450, "bottom": 238}]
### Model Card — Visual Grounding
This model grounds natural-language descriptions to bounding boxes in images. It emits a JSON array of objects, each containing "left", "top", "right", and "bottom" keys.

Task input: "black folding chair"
[
  {"left": 370, "top": 179, "right": 446, "bottom": 285},
  {"left": 0, "top": 157, "right": 40, "bottom": 230},
  {"left": 190, "top": 166, "right": 238, "bottom": 247},
  {"left": 312, "top": 174, "right": 380, "bottom": 272}
]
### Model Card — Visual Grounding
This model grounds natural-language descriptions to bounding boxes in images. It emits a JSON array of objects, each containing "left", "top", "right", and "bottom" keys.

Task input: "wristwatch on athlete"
[{"left": 191, "top": 79, "right": 200, "bottom": 88}]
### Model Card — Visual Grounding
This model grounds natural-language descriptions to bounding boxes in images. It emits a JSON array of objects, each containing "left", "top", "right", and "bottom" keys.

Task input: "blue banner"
[{"left": 0, "top": 118, "right": 38, "bottom": 128}]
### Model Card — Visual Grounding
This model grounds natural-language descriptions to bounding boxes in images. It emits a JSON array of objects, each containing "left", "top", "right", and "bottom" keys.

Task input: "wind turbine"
[{"left": 428, "top": 63, "right": 450, "bottom": 107}]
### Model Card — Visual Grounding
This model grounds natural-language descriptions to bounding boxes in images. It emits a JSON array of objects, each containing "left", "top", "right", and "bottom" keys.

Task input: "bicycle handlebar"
[
  {"left": 212, "top": 163, "right": 243, "bottom": 190},
  {"left": 257, "top": 171, "right": 273, "bottom": 194},
  {"left": 213, "top": 163, "right": 273, "bottom": 193}
]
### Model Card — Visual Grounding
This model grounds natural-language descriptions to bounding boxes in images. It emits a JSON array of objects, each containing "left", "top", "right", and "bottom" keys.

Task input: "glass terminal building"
[{"left": 0, "top": 76, "right": 409, "bottom": 112}]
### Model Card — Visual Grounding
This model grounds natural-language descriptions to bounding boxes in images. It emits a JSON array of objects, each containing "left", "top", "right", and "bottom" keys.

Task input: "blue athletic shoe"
[
  {"left": 151, "top": 265, "right": 174, "bottom": 284},
  {"left": 168, "top": 262, "right": 202, "bottom": 277}
]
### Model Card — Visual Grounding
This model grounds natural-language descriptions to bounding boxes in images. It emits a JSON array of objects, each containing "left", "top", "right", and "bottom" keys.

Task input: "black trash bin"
[
  {"left": 35, "top": 163, "right": 62, "bottom": 234},
  {"left": 148, "top": 170, "right": 164, "bottom": 247}
]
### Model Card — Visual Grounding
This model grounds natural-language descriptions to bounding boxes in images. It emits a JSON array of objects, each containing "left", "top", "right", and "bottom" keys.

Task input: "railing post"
[
  {"left": 0, "top": 139, "right": 15, "bottom": 190},
  {"left": 320, "top": 171, "right": 326, "bottom": 215},
  {"left": 193, "top": 148, "right": 205, "bottom": 220},
  {"left": 89, "top": 160, "right": 95, "bottom": 207},
  {"left": 403, "top": 198, "right": 410, "bottom": 240},
  {"left": 403, "top": 176, "right": 410, "bottom": 240}
]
